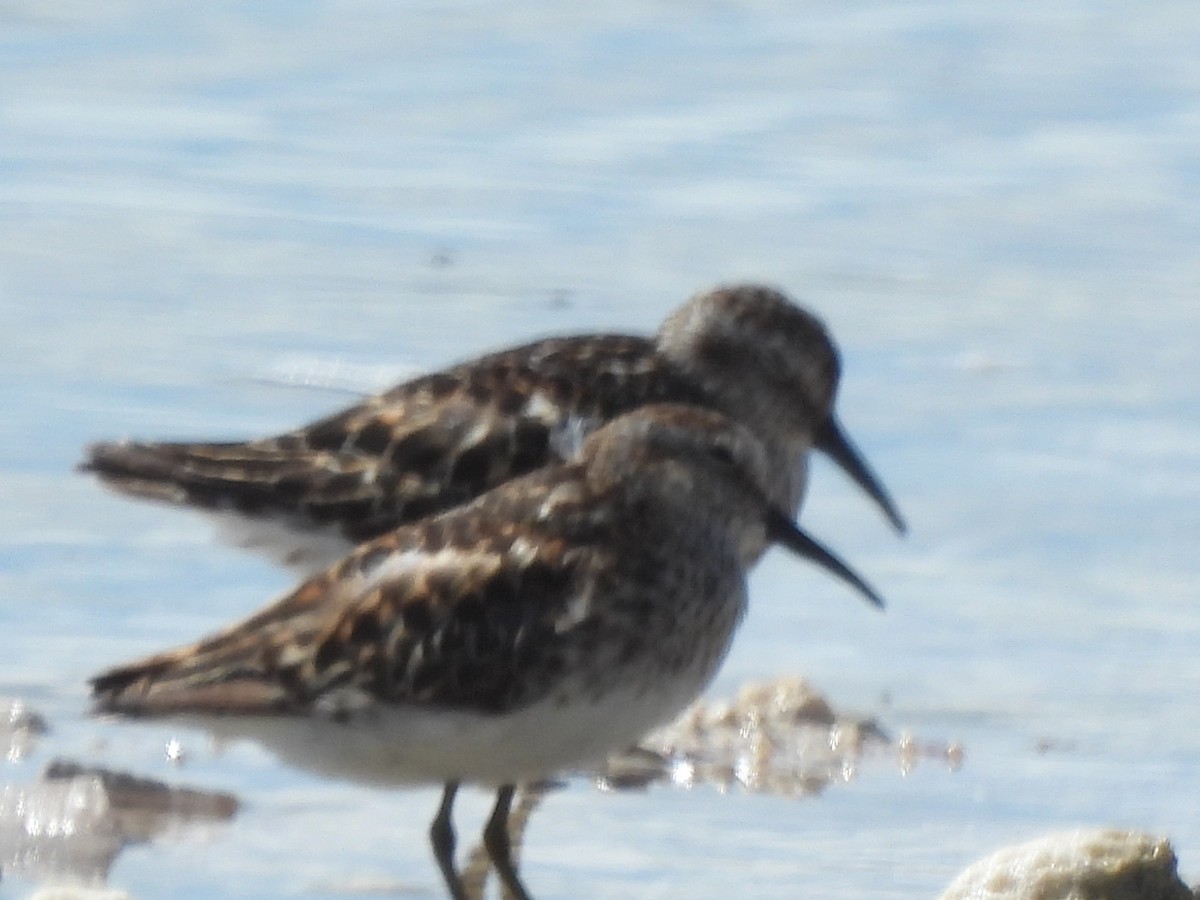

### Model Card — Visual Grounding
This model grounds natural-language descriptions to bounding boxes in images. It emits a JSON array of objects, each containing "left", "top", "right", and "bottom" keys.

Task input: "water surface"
[{"left": 1, "top": 1, "right": 1198, "bottom": 897}]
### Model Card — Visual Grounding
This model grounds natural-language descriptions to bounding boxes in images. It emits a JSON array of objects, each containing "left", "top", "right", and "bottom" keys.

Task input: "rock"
[{"left": 940, "top": 829, "right": 1197, "bottom": 900}]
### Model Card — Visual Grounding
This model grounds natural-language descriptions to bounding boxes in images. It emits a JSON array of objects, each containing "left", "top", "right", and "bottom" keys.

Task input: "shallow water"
[{"left": 2, "top": 0, "right": 1198, "bottom": 897}]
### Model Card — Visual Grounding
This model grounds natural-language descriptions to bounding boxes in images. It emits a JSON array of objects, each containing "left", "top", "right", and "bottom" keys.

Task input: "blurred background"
[{"left": 1, "top": 1, "right": 1198, "bottom": 897}]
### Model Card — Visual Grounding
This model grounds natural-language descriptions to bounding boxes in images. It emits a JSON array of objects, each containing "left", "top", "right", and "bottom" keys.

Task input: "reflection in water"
[
  {"left": 462, "top": 676, "right": 961, "bottom": 898},
  {"left": 464, "top": 675, "right": 1200, "bottom": 900},
  {"left": 2, "top": 681, "right": 953, "bottom": 896},
  {"left": 0, "top": 756, "right": 238, "bottom": 889},
  {"left": 462, "top": 782, "right": 554, "bottom": 900}
]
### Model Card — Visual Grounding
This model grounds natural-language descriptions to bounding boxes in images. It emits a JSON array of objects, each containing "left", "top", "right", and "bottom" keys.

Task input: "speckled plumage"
[
  {"left": 90, "top": 404, "right": 883, "bottom": 899},
  {"left": 81, "top": 284, "right": 905, "bottom": 569}
]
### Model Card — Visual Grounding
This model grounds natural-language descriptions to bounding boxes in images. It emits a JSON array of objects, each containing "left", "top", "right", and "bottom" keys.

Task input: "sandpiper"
[
  {"left": 81, "top": 284, "right": 905, "bottom": 570},
  {"left": 90, "top": 404, "right": 884, "bottom": 899}
]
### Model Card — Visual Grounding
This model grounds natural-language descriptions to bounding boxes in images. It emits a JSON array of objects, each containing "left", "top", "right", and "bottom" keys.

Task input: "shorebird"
[
  {"left": 81, "top": 284, "right": 905, "bottom": 570},
  {"left": 90, "top": 404, "right": 884, "bottom": 899}
]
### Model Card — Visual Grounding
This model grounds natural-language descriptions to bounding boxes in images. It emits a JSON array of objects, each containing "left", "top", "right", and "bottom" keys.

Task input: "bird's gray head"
[
  {"left": 655, "top": 284, "right": 841, "bottom": 442},
  {"left": 579, "top": 404, "right": 884, "bottom": 608},
  {"left": 581, "top": 403, "right": 773, "bottom": 519},
  {"left": 655, "top": 284, "right": 908, "bottom": 535}
]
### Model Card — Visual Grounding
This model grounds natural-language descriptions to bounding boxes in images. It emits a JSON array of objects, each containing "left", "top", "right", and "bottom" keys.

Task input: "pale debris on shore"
[
  {"left": 600, "top": 675, "right": 962, "bottom": 796},
  {"left": 940, "top": 829, "right": 1199, "bottom": 900},
  {"left": 1, "top": 697, "right": 49, "bottom": 763},
  {"left": 460, "top": 676, "right": 960, "bottom": 899}
]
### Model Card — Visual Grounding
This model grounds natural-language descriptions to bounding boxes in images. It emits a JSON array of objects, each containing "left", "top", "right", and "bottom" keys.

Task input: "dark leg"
[
  {"left": 430, "top": 781, "right": 469, "bottom": 900},
  {"left": 483, "top": 784, "right": 533, "bottom": 900}
]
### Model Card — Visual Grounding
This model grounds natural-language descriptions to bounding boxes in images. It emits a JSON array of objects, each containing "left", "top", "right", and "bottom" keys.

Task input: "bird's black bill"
[
  {"left": 813, "top": 414, "right": 907, "bottom": 535},
  {"left": 766, "top": 508, "right": 885, "bottom": 609}
]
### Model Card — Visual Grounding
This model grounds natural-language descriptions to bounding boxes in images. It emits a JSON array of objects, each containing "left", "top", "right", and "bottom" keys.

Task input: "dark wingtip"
[
  {"left": 78, "top": 440, "right": 137, "bottom": 477},
  {"left": 88, "top": 652, "right": 181, "bottom": 716},
  {"left": 89, "top": 667, "right": 139, "bottom": 711},
  {"left": 77, "top": 441, "right": 110, "bottom": 474},
  {"left": 766, "top": 508, "right": 886, "bottom": 610},
  {"left": 813, "top": 415, "right": 907, "bottom": 536}
]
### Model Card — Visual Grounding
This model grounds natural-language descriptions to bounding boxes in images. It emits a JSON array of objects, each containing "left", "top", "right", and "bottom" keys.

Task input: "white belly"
[{"left": 190, "top": 669, "right": 713, "bottom": 788}]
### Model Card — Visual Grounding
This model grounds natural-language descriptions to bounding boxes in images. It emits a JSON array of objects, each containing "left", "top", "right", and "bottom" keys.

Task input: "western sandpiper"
[
  {"left": 90, "top": 404, "right": 883, "bottom": 899},
  {"left": 82, "top": 283, "right": 904, "bottom": 569}
]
